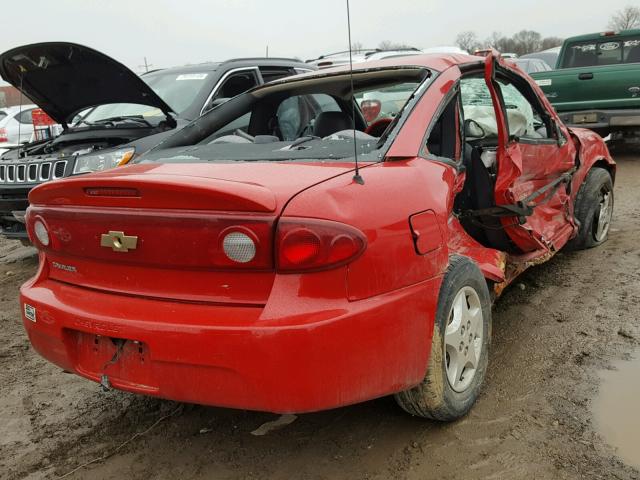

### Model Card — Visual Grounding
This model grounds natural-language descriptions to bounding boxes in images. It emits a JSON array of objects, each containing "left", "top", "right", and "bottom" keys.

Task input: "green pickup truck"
[{"left": 530, "top": 29, "right": 640, "bottom": 141}]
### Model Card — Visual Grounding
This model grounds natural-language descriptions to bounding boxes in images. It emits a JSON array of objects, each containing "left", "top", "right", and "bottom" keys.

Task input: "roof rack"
[
  {"left": 309, "top": 47, "right": 420, "bottom": 61},
  {"left": 313, "top": 49, "right": 379, "bottom": 60},
  {"left": 363, "top": 47, "right": 421, "bottom": 58},
  {"left": 222, "top": 57, "right": 304, "bottom": 64}
]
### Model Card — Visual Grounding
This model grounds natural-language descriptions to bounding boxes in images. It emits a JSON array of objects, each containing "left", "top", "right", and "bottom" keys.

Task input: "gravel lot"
[{"left": 1, "top": 152, "right": 639, "bottom": 480}]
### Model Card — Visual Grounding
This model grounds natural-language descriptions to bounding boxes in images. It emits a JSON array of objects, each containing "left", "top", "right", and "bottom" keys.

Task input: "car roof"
[
  {"left": 0, "top": 104, "right": 37, "bottom": 113},
  {"left": 564, "top": 28, "right": 640, "bottom": 43},
  {"left": 521, "top": 46, "right": 561, "bottom": 58}
]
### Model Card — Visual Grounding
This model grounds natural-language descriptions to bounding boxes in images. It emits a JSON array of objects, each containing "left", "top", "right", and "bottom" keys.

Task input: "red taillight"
[
  {"left": 0, "top": 128, "right": 7, "bottom": 143},
  {"left": 276, "top": 218, "right": 367, "bottom": 272},
  {"left": 360, "top": 99, "right": 382, "bottom": 124}
]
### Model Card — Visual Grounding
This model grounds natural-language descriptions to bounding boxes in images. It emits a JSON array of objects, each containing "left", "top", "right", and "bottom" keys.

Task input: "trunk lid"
[{"left": 29, "top": 162, "right": 355, "bottom": 304}]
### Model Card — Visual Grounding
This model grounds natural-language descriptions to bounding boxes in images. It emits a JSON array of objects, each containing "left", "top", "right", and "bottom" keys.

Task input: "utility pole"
[
  {"left": 139, "top": 57, "right": 153, "bottom": 73},
  {"left": 265, "top": 45, "right": 269, "bottom": 58}
]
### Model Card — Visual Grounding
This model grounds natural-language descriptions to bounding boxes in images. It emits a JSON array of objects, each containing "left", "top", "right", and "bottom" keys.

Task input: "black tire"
[
  {"left": 395, "top": 255, "right": 492, "bottom": 421},
  {"left": 565, "top": 168, "right": 614, "bottom": 251}
]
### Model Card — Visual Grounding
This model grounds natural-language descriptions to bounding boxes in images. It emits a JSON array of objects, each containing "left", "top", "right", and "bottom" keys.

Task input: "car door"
[{"left": 484, "top": 54, "right": 577, "bottom": 253}]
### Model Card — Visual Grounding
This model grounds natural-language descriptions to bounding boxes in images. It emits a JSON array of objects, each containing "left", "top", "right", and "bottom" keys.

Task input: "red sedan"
[{"left": 20, "top": 52, "right": 614, "bottom": 420}]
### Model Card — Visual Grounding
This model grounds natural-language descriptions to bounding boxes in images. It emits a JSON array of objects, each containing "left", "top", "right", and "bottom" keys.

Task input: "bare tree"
[
  {"left": 541, "top": 36, "right": 564, "bottom": 50},
  {"left": 377, "top": 40, "right": 414, "bottom": 51},
  {"left": 485, "top": 31, "right": 503, "bottom": 49},
  {"left": 455, "top": 31, "right": 480, "bottom": 53},
  {"left": 470, "top": 30, "right": 562, "bottom": 56},
  {"left": 351, "top": 41, "right": 364, "bottom": 53},
  {"left": 511, "top": 30, "right": 542, "bottom": 55},
  {"left": 608, "top": 5, "right": 640, "bottom": 30},
  {"left": 483, "top": 32, "right": 517, "bottom": 54}
]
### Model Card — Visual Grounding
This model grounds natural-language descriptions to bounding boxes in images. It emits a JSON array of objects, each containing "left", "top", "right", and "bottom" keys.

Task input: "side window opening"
[
  {"left": 17, "top": 109, "right": 34, "bottom": 124},
  {"left": 497, "top": 79, "right": 552, "bottom": 140},
  {"left": 426, "top": 94, "right": 460, "bottom": 161},
  {"left": 259, "top": 66, "right": 296, "bottom": 83},
  {"left": 203, "top": 70, "right": 260, "bottom": 112},
  {"left": 216, "top": 71, "right": 259, "bottom": 99},
  {"left": 460, "top": 76, "right": 499, "bottom": 146}
]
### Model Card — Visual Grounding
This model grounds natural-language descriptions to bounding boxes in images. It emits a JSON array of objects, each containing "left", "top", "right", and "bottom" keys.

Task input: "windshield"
[
  {"left": 81, "top": 70, "right": 212, "bottom": 124},
  {"left": 561, "top": 36, "right": 640, "bottom": 68},
  {"left": 141, "top": 68, "right": 430, "bottom": 165}
]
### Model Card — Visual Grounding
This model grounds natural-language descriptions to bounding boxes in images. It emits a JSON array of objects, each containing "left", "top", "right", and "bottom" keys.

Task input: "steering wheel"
[{"left": 365, "top": 118, "right": 393, "bottom": 137}]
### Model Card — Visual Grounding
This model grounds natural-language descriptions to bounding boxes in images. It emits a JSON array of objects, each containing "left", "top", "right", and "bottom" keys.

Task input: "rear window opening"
[
  {"left": 141, "top": 67, "right": 431, "bottom": 165},
  {"left": 561, "top": 36, "right": 640, "bottom": 68}
]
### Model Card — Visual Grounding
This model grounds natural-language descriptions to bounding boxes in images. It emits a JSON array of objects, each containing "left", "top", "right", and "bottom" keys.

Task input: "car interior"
[
  {"left": 427, "top": 70, "right": 561, "bottom": 253},
  {"left": 155, "top": 67, "right": 430, "bottom": 152}
]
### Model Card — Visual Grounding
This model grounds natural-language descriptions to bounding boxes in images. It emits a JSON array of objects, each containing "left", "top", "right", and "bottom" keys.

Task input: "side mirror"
[
  {"left": 204, "top": 97, "right": 230, "bottom": 114},
  {"left": 464, "top": 119, "right": 486, "bottom": 139}
]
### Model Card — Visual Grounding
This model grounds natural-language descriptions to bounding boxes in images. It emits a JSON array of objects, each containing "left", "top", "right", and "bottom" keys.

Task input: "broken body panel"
[{"left": 20, "top": 53, "right": 614, "bottom": 413}]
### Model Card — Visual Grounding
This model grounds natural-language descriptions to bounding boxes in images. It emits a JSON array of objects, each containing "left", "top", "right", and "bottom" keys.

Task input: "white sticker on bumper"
[{"left": 24, "top": 304, "right": 36, "bottom": 322}]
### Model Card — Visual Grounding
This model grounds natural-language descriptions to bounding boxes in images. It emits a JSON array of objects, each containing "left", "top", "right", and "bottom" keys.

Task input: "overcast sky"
[{"left": 0, "top": 0, "right": 632, "bottom": 79}]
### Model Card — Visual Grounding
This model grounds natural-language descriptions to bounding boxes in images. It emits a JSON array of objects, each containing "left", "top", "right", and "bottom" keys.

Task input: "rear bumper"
[
  {"left": 557, "top": 109, "right": 640, "bottom": 132},
  {"left": 20, "top": 275, "right": 440, "bottom": 413}
]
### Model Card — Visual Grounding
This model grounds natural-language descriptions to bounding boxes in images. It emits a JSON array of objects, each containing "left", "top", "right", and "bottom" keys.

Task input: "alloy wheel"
[{"left": 444, "top": 286, "right": 484, "bottom": 393}]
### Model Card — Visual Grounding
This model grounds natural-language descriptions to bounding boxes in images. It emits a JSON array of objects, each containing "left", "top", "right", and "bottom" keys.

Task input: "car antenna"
[{"left": 346, "top": 0, "right": 364, "bottom": 185}]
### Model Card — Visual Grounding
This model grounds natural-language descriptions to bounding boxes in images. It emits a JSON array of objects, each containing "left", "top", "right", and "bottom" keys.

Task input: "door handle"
[
  {"left": 578, "top": 73, "right": 594, "bottom": 80},
  {"left": 630, "top": 87, "right": 640, "bottom": 98}
]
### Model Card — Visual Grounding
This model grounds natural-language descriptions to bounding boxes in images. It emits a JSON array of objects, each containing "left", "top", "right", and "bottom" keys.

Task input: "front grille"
[
  {"left": 39, "top": 163, "right": 51, "bottom": 181},
  {"left": 53, "top": 161, "right": 66, "bottom": 178},
  {"left": 28, "top": 164, "right": 38, "bottom": 182},
  {"left": 0, "top": 159, "right": 68, "bottom": 184}
]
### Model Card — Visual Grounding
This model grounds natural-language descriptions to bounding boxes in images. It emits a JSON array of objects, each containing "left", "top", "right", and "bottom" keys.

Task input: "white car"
[{"left": 0, "top": 104, "right": 37, "bottom": 144}]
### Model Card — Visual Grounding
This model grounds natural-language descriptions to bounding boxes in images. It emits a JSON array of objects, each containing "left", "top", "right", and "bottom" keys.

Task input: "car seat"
[
  {"left": 456, "top": 144, "right": 516, "bottom": 252},
  {"left": 313, "top": 111, "right": 353, "bottom": 137}
]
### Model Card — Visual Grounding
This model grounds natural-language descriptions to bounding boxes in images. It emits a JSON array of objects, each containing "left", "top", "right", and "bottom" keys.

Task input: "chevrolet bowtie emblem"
[{"left": 100, "top": 231, "right": 138, "bottom": 252}]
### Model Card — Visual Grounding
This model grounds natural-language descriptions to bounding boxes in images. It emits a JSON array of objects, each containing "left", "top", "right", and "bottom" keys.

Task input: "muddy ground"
[{"left": 1, "top": 154, "right": 639, "bottom": 480}]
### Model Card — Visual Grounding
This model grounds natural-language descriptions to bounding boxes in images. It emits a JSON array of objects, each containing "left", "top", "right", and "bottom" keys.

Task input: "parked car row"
[{"left": 14, "top": 41, "right": 616, "bottom": 418}]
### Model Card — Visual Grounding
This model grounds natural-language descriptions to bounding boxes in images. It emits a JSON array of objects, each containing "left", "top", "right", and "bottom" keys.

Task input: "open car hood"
[{"left": 0, "top": 42, "right": 174, "bottom": 125}]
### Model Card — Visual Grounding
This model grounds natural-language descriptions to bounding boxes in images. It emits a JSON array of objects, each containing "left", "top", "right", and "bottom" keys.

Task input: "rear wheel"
[
  {"left": 395, "top": 255, "right": 491, "bottom": 420},
  {"left": 566, "top": 168, "right": 614, "bottom": 251}
]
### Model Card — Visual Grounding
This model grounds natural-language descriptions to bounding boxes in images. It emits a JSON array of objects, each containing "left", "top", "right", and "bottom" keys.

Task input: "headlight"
[{"left": 72, "top": 147, "right": 135, "bottom": 174}]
